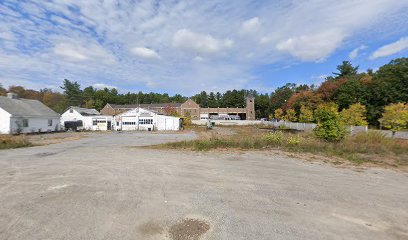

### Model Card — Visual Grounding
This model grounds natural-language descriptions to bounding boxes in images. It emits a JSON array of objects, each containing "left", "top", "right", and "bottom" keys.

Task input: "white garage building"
[
  {"left": 0, "top": 93, "right": 61, "bottom": 134},
  {"left": 114, "top": 108, "right": 182, "bottom": 131},
  {"left": 61, "top": 106, "right": 112, "bottom": 131}
]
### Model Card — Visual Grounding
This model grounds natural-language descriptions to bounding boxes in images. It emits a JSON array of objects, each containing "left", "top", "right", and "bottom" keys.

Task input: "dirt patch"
[
  {"left": 27, "top": 132, "right": 88, "bottom": 146},
  {"left": 168, "top": 218, "right": 210, "bottom": 240},
  {"left": 138, "top": 220, "right": 164, "bottom": 236}
]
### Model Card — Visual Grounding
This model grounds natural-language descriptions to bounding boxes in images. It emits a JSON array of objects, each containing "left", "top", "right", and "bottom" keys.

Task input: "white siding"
[
  {"left": 0, "top": 107, "right": 11, "bottom": 134},
  {"left": 61, "top": 109, "right": 112, "bottom": 131},
  {"left": 61, "top": 109, "right": 86, "bottom": 129},
  {"left": 9, "top": 116, "right": 60, "bottom": 134},
  {"left": 114, "top": 108, "right": 180, "bottom": 131},
  {"left": 88, "top": 116, "right": 113, "bottom": 131}
]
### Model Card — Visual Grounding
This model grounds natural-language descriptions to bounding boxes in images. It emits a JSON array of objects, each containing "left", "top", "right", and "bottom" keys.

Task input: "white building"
[
  {"left": 61, "top": 107, "right": 112, "bottom": 131},
  {"left": 0, "top": 93, "right": 61, "bottom": 134},
  {"left": 114, "top": 108, "right": 182, "bottom": 131}
]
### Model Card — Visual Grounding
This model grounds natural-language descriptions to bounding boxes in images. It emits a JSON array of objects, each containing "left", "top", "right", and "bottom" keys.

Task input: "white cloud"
[
  {"left": 369, "top": 37, "right": 408, "bottom": 59},
  {"left": 53, "top": 40, "right": 115, "bottom": 64},
  {"left": 276, "top": 29, "right": 346, "bottom": 62},
  {"left": 241, "top": 17, "right": 260, "bottom": 34},
  {"left": 93, "top": 83, "right": 117, "bottom": 90},
  {"left": 0, "top": 0, "right": 407, "bottom": 94},
  {"left": 131, "top": 47, "right": 160, "bottom": 60},
  {"left": 173, "top": 29, "right": 234, "bottom": 56},
  {"left": 349, "top": 45, "right": 367, "bottom": 59},
  {"left": 193, "top": 56, "right": 205, "bottom": 61}
]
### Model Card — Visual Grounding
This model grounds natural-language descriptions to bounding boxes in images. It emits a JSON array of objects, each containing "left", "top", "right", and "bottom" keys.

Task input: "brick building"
[{"left": 100, "top": 95, "right": 255, "bottom": 120}]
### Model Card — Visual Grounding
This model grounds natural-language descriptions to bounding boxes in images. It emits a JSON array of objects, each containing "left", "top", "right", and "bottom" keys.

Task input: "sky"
[{"left": 0, "top": 0, "right": 408, "bottom": 95}]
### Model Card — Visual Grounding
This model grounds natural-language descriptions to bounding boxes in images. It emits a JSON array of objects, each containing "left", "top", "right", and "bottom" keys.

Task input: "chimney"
[{"left": 7, "top": 93, "right": 18, "bottom": 99}]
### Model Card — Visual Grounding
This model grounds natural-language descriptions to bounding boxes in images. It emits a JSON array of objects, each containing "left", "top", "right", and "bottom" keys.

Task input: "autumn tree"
[
  {"left": 299, "top": 105, "right": 314, "bottom": 123},
  {"left": 317, "top": 78, "right": 348, "bottom": 101},
  {"left": 283, "top": 109, "right": 297, "bottom": 122},
  {"left": 274, "top": 108, "right": 284, "bottom": 120},
  {"left": 340, "top": 103, "right": 368, "bottom": 126},
  {"left": 379, "top": 103, "right": 408, "bottom": 136},
  {"left": 285, "top": 90, "right": 323, "bottom": 113},
  {"left": 164, "top": 105, "right": 179, "bottom": 116},
  {"left": 314, "top": 103, "right": 346, "bottom": 141}
]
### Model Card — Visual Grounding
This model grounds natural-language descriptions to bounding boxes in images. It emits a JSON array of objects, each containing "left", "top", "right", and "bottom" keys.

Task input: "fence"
[
  {"left": 193, "top": 120, "right": 367, "bottom": 133},
  {"left": 191, "top": 120, "right": 408, "bottom": 139}
]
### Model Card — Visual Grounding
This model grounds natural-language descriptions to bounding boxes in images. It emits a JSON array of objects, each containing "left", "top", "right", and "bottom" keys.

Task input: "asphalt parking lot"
[{"left": 0, "top": 132, "right": 407, "bottom": 240}]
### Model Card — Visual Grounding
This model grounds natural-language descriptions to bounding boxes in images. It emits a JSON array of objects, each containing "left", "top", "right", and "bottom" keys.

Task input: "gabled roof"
[
  {"left": 109, "top": 102, "right": 182, "bottom": 109},
  {"left": 70, "top": 107, "right": 100, "bottom": 116},
  {"left": 0, "top": 96, "right": 60, "bottom": 118}
]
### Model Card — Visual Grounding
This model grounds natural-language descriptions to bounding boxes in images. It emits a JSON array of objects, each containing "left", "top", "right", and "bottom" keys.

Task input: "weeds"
[
  {"left": 0, "top": 135, "right": 32, "bottom": 149},
  {"left": 158, "top": 127, "right": 408, "bottom": 167}
]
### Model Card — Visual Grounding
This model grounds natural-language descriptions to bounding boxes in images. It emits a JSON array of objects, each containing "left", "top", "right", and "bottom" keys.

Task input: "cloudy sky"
[{"left": 1, "top": 0, "right": 407, "bottom": 95}]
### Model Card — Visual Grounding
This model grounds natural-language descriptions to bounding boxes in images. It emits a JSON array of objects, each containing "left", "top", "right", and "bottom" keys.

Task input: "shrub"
[
  {"left": 274, "top": 108, "right": 284, "bottom": 120},
  {"left": 379, "top": 102, "right": 408, "bottom": 136},
  {"left": 263, "top": 131, "right": 284, "bottom": 145},
  {"left": 284, "top": 109, "right": 297, "bottom": 122},
  {"left": 286, "top": 135, "right": 300, "bottom": 145},
  {"left": 314, "top": 103, "right": 346, "bottom": 141},
  {"left": 340, "top": 103, "right": 368, "bottom": 126},
  {"left": 299, "top": 105, "right": 314, "bottom": 123}
]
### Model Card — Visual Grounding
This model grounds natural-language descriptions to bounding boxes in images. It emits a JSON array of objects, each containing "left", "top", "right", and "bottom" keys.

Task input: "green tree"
[
  {"left": 332, "top": 61, "right": 359, "bottom": 78},
  {"left": 61, "top": 79, "right": 82, "bottom": 106},
  {"left": 284, "top": 109, "right": 297, "bottom": 122},
  {"left": 299, "top": 105, "right": 314, "bottom": 123},
  {"left": 0, "top": 83, "right": 6, "bottom": 96},
  {"left": 255, "top": 93, "right": 271, "bottom": 119},
  {"left": 270, "top": 83, "right": 296, "bottom": 111},
  {"left": 314, "top": 103, "right": 346, "bottom": 141},
  {"left": 208, "top": 92, "right": 218, "bottom": 107},
  {"left": 334, "top": 77, "right": 369, "bottom": 110},
  {"left": 379, "top": 103, "right": 408, "bottom": 136},
  {"left": 340, "top": 103, "right": 368, "bottom": 126}
]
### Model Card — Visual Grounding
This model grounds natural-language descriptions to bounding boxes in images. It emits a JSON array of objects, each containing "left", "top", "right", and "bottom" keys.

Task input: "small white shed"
[
  {"left": 61, "top": 107, "right": 112, "bottom": 131},
  {"left": 0, "top": 93, "right": 61, "bottom": 134},
  {"left": 114, "top": 108, "right": 181, "bottom": 131}
]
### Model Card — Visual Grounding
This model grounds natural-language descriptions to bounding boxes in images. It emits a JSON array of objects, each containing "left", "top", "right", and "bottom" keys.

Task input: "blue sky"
[{"left": 0, "top": 0, "right": 407, "bottom": 95}]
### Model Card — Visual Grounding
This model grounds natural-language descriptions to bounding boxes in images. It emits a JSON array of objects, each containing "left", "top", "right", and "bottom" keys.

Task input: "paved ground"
[{"left": 0, "top": 132, "right": 407, "bottom": 240}]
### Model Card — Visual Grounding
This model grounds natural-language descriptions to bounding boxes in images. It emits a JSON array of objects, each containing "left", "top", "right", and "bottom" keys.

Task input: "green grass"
[
  {"left": 0, "top": 135, "right": 32, "bottom": 149},
  {"left": 158, "top": 129, "right": 408, "bottom": 166}
]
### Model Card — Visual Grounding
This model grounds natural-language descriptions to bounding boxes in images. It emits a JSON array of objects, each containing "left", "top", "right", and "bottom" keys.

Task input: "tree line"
[{"left": 0, "top": 57, "right": 407, "bottom": 127}]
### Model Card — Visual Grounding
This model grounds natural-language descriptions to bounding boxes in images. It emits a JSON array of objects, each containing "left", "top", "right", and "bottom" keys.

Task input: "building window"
[
  {"left": 22, "top": 119, "right": 28, "bottom": 127},
  {"left": 70, "top": 109, "right": 73, "bottom": 113},
  {"left": 139, "top": 119, "right": 153, "bottom": 124},
  {"left": 48, "top": 119, "right": 52, "bottom": 126},
  {"left": 117, "top": 122, "right": 119, "bottom": 126},
  {"left": 93, "top": 120, "right": 97, "bottom": 125}
]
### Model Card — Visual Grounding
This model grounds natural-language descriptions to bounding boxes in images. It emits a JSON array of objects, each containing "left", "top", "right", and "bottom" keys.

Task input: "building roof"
[
  {"left": 0, "top": 96, "right": 60, "bottom": 118},
  {"left": 109, "top": 102, "right": 182, "bottom": 109},
  {"left": 70, "top": 106, "right": 100, "bottom": 116}
]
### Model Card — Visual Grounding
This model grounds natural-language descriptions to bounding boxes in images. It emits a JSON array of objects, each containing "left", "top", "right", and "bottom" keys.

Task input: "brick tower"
[{"left": 245, "top": 93, "right": 255, "bottom": 120}]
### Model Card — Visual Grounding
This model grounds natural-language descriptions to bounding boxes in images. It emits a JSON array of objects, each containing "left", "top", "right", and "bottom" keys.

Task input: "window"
[
  {"left": 70, "top": 109, "right": 73, "bottom": 113},
  {"left": 117, "top": 122, "right": 119, "bottom": 126},
  {"left": 139, "top": 119, "right": 153, "bottom": 125},
  {"left": 48, "top": 119, "right": 52, "bottom": 126},
  {"left": 93, "top": 120, "right": 97, "bottom": 125},
  {"left": 22, "top": 119, "right": 28, "bottom": 127}
]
